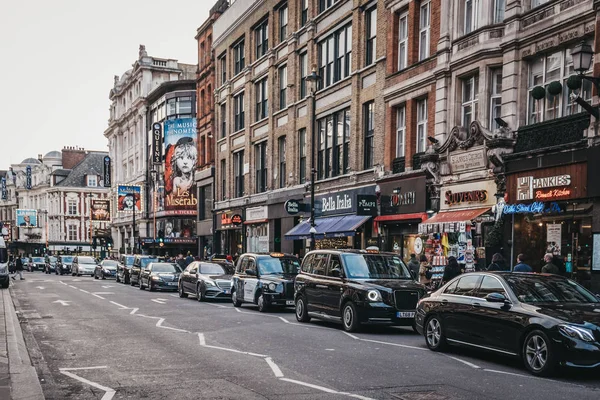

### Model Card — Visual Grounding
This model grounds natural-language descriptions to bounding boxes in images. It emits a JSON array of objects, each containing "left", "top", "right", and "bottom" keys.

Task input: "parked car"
[
  {"left": 415, "top": 272, "right": 600, "bottom": 376},
  {"left": 231, "top": 253, "right": 300, "bottom": 312},
  {"left": 139, "top": 262, "right": 182, "bottom": 291},
  {"left": 71, "top": 256, "right": 98, "bottom": 276},
  {"left": 179, "top": 261, "right": 233, "bottom": 300},
  {"left": 294, "top": 249, "right": 426, "bottom": 332},
  {"left": 94, "top": 259, "right": 118, "bottom": 280},
  {"left": 116, "top": 254, "right": 135, "bottom": 284},
  {"left": 44, "top": 255, "right": 57, "bottom": 274},
  {"left": 129, "top": 255, "right": 157, "bottom": 286},
  {"left": 30, "top": 257, "right": 45, "bottom": 272},
  {"left": 56, "top": 255, "right": 73, "bottom": 275},
  {"left": 0, "top": 238, "right": 9, "bottom": 288}
]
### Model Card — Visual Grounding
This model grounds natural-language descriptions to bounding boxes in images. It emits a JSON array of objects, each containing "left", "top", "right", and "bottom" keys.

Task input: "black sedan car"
[
  {"left": 415, "top": 272, "right": 600, "bottom": 376},
  {"left": 94, "top": 259, "right": 118, "bottom": 280},
  {"left": 295, "top": 249, "right": 426, "bottom": 332},
  {"left": 55, "top": 255, "right": 73, "bottom": 275},
  {"left": 179, "top": 261, "right": 233, "bottom": 300},
  {"left": 116, "top": 255, "right": 135, "bottom": 284},
  {"left": 139, "top": 262, "right": 182, "bottom": 291},
  {"left": 30, "top": 257, "right": 45, "bottom": 272},
  {"left": 231, "top": 253, "right": 300, "bottom": 312}
]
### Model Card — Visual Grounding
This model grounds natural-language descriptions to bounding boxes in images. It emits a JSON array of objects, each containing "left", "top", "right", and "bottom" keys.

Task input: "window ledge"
[
  {"left": 316, "top": 75, "right": 353, "bottom": 97},
  {"left": 273, "top": 107, "right": 289, "bottom": 118},
  {"left": 251, "top": 118, "right": 269, "bottom": 128},
  {"left": 231, "top": 128, "right": 245, "bottom": 136}
]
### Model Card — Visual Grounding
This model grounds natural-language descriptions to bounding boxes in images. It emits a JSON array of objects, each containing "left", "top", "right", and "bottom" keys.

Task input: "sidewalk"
[{"left": 1, "top": 284, "right": 45, "bottom": 400}]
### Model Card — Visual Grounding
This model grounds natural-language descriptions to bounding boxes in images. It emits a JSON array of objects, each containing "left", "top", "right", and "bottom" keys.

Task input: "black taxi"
[
  {"left": 294, "top": 249, "right": 426, "bottom": 332},
  {"left": 231, "top": 253, "right": 300, "bottom": 312}
]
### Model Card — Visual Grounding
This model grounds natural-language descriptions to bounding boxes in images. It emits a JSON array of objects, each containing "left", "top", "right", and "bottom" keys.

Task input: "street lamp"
[
  {"left": 572, "top": 41, "right": 594, "bottom": 75},
  {"left": 305, "top": 66, "right": 321, "bottom": 251}
]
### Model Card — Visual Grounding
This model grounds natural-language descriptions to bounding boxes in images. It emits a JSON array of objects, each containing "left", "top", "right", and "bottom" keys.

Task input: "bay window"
[{"left": 318, "top": 24, "right": 352, "bottom": 88}]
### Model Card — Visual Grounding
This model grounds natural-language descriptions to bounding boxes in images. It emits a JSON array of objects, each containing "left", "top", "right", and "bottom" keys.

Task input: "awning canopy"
[
  {"left": 374, "top": 213, "right": 428, "bottom": 223},
  {"left": 284, "top": 215, "right": 371, "bottom": 240},
  {"left": 424, "top": 207, "right": 490, "bottom": 225}
]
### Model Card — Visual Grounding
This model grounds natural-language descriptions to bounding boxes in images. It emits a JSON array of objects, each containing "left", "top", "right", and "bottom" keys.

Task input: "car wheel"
[
  {"left": 94, "top": 273, "right": 99, "bottom": 280},
  {"left": 178, "top": 283, "right": 188, "bottom": 298},
  {"left": 130, "top": 278, "right": 136, "bottom": 286},
  {"left": 197, "top": 284, "right": 205, "bottom": 301},
  {"left": 523, "top": 330, "right": 556, "bottom": 376},
  {"left": 148, "top": 281, "right": 155, "bottom": 292},
  {"left": 412, "top": 320, "right": 419, "bottom": 334},
  {"left": 257, "top": 293, "right": 268, "bottom": 313},
  {"left": 232, "top": 290, "right": 242, "bottom": 307},
  {"left": 425, "top": 316, "right": 447, "bottom": 351},
  {"left": 295, "top": 296, "right": 311, "bottom": 323},
  {"left": 139, "top": 279, "right": 145, "bottom": 290},
  {"left": 1, "top": 282, "right": 9, "bottom": 289},
  {"left": 342, "top": 302, "right": 360, "bottom": 332},
  {"left": 116, "top": 275, "right": 120, "bottom": 283}
]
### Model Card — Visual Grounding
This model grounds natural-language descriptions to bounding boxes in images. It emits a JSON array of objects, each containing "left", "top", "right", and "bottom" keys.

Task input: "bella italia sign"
[{"left": 313, "top": 186, "right": 376, "bottom": 217}]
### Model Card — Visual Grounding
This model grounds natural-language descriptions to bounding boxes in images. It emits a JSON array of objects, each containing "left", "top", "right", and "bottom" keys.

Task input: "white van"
[{"left": 0, "top": 237, "right": 9, "bottom": 288}]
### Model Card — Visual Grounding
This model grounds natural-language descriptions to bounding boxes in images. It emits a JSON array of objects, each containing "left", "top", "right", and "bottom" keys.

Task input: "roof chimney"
[{"left": 62, "top": 146, "right": 86, "bottom": 170}]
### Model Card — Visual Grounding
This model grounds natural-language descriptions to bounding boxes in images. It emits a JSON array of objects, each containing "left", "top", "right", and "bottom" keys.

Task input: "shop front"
[
  {"left": 245, "top": 206, "right": 269, "bottom": 253},
  {"left": 375, "top": 174, "right": 428, "bottom": 263},
  {"left": 284, "top": 186, "right": 376, "bottom": 250},
  {"left": 216, "top": 210, "right": 244, "bottom": 256},
  {"left": 504, "top": 162, "right": 591, "bottom": 275}
]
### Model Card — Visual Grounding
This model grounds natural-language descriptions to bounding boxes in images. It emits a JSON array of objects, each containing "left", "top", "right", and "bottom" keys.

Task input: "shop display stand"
[{"left": 429, "top": 255, "right": 447, "bottom": 289}]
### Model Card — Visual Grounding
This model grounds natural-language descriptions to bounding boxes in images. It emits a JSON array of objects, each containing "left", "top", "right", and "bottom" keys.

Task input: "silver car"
[{"left": 72, "top": 256, "right": 98, "bottom": 276}]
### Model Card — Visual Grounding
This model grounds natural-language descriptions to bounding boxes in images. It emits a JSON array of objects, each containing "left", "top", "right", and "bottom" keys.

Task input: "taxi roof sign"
[{"left": 269, "top": 252, "right": 285, "bottom": 258}]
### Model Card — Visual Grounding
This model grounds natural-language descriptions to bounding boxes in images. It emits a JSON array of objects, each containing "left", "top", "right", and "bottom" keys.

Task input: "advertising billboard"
[
  {"left": 117, "top": 185, "right": 142, "bottom": 213},
  {"left": 16, "top": 209, "right": 37, "bottom": 227},
  {"left": 90, "top": 199, "right": 111, "bottom": 221},
  {"left": 164, "top": 118, "right": 197, "bottom": 216}
]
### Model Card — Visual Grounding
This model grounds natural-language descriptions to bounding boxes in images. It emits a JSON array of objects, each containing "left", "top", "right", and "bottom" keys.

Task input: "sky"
[{"left": 0, "top": 0, "right": 211, "bottom": 170}]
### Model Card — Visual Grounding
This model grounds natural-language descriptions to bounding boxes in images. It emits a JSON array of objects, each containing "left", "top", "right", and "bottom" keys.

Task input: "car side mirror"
[
  {"left": 485, "top": 292, "right": 510, "bottom": 304},
  {"left": 245, "top": 269, "right": 256, "bottom": 276}
]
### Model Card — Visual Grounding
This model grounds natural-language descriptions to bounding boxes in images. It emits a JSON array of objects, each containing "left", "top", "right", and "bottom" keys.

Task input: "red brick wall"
[
  {"left": 62, "top": 148, "right": 86, "bottom": 170},
  {"left": 197, "top": 18, "right": 216, "bottom": 169}
]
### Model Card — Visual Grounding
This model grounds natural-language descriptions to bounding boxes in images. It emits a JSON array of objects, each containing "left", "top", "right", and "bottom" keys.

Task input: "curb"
[{"left": 3, "top": 289, "right": 45, "bottom": 399}]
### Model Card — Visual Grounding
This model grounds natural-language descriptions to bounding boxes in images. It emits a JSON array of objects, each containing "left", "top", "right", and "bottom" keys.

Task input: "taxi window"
[
  {"left": 238, "top": 257, "right": 248, "bottom": 273},
  {"left": 454, "top": 275, "right": 482, "bottom": 297},
  {"left": 311, "top": 254, "right": 328, "bottom": 275},
  {"left": 301, "top": 254, "right": 314, "bottom": 273},
  {"left": 326, "top": 255, "right": 343, "bottom": 278},
  {"left": 247, "top": 258, "right": 256, "bottom": 272}
]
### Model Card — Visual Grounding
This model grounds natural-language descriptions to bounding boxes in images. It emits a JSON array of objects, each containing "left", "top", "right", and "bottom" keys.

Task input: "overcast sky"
[{"left": 0, "top": 0, "right": 211, "bottom": 170}]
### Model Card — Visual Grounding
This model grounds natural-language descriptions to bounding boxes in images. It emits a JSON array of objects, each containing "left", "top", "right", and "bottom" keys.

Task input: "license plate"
[
  {"left": 397, "top": 312, "right": 415, "bottom": 318},
  {"left": 168, "top": 282, "right": 177, "bottom": 286},
  {"left": 286, "top": 300, "right": 294, "bottom": 306}
]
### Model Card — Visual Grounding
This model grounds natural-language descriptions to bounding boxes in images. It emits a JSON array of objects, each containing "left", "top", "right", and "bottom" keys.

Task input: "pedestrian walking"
[
  {"left": 176, "top": 253, "right": 186, "bottom": 269},
  {"left": 419, "top": 254, "right": 431, "bottom": 285},
  {"left": 542, "top": 253, "right": 560, "bottom": 274},
  {"left": 13, "top": 256, "right": 24, "bottom": 280},
  {"left": 487, "top": 253, "right": 509, "bottom": 271},
  {"left": 185, "top": 251, "right": 194, "bottom": 267},
  {"left": 407, "top": 254, "right": 420, "bottom": 281},
  {"left": 442, "top": 256, "right": 461, "bottom": 284},
  {"left": 513, "top": 254, "right": 533, "bottom": 272}
]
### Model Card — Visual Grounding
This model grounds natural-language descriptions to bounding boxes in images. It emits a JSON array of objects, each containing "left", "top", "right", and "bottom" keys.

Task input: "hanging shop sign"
[
  {"left": 231, "top": 214, "right": 243, "bottom": 226},
  {"left": 440, "top": 180, "right": 497, "bottom": 210},
  {"left": 503, "top": 201, "right": 563, "bottom": 215},
  {"left": 103, "top": 156, "right": 111, "bottom": 187},
  {"left": 357, "top": 195, "right": 377, "bottom": 216},
  {"left": 152, "top": 123, "right": 163, "bottom": 165},
  {"left": 507, "top": 163, "right": 586, "bottom": 203},
  {"left": 117, "top": 185, "right": 142, "bottom": 213},
  {"left": 517, "top": 174, "right": 571, "bottom": 201},
  {"left": 449, "top": 148, "right": 487, "bottom": 174},
  {"left": 25, "top": 166, "right": 32, "bottom": 190},
  {"left": 313, "top": 186, "right": 376, "bottom": 217},
  {"left": 1, "top": 178, "right": 6, "bottom": 200},
  {"left": 90, "top": 199, "right": 111, "bottom": 222},
  {"left": 284, "top": 199, "right": 302, "bottom": 215},
  {"left": 378, "top": 176, "right": 427, "bottom": 215}
]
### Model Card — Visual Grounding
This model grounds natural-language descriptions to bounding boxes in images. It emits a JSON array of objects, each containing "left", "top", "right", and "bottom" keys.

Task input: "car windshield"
[
  {"left": 200, "top": 264, "right": 226, "bottom": 275},
  {"left": 78, "top": 257, "right": 96, "bottom": 264},
  {"left": 48, "top": 257, "right": 57, "bottom": 263},
  {"left": 33, "top": 257, "right": 44, "bottom": 263},
  {"left": 61, "top": 256, "right": 74, "bottom": 263},
  {"left": 152, "top": 263, "right": 181, "bottom": 273},
  {"left": 505, "top": 276, "right": 599, "bottom": 304},
  {"left": 341, "top": 254, "right": 411, "bottom": 279},
  {"left": 258, "top": 257, "right": 300, "bottom": 275},
  {"left": 102, "top": 260, "right": 118, "bottom": 267},
  {"left": 140, "top": 258, "right": 157, "bottom": 268},
  {"left": 124, "top": 256, "right": 135, "bottom": 266}
]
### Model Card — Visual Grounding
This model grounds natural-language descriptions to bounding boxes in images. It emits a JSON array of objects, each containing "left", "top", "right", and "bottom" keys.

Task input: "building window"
[
  {"left": 319, "top": 0, "right": 340, "bottom": 13},
  {"left": 365, "top": 7, "right": 377, "bottom": 66},
  {"left": 279, "top": 4, "right": 288, "bottom": 43},
  {"left": 464, "top": 0, "right": 479, "bottom": 34},
  {"left": 531, "top": 0, "right": 550, "bottom": 8},
  {"left": 528, "top": 48, "right": 593, "bottom": 124},
  {"left": 299, "top": 128, "right": 306, "bottom": 184},
  {"left": 198, "top": 185, "right": 212, "bottom": 221},
  {"left": 167, "top": 96, "right": 193, "bottom": 119},
  {"left": 279, "top": 65, "right": 287, "bottom": 110},
  {"left": 461, "top": 75, "right": 479, "bottom": 126},
  {"left": 233, "top": 39, "right": 245, "bottom": 75},
  {"left": 363, "top": 101, "right": 374, "bottom": 169},
  {"left": 255, "top": 77, "right": 268, "bottom": 121},
  {"left": 68, "top": 200, "right": 77, "bottom": 216},
  {"left": 234, "top": 93, "right": 245, "bottom": 132},
  {"left": 299, "top": 52, "right": 308, "bottom": 98},
  {"left": 416, "top": 99, "right": 427, "bottom": 153},
  {"left": 220, "top": 103, "right": 227, "bottom": 138},
  {"left": 68, "top": 225, "right": 77, "bottom": 241},
  {"left": 396, "top": 106, "right": 406, "bottom": 157},
  {"left": 87, "top": 175, "right": 97, "bottom": 187},
  {"left": 493, "top": 0, "right": 505, "bottom": 23},
  {"left": 220, "top": 159, "right": 226, "bottom": 200},
  {"left": 317, "top": 108, "right": 350, "bottom": 179},
  {"left": 490, "top": 69, "right": 502, "bottom": 130},
  {"left": 255, "top": 142, "right": 267, "bottom": 193},
  {"left": 419, "top": 1, "right": 430, "bottom": 61},
  {"left": 234, "top": 151, "right": 244, "bottom": 198},
  {"left": 278, "top": 137, "right": 286, "bottom": 188},
  {"left": 301, "top": 0, "right": 308, "bottom": 26},
  {"left": 219, "top": 55, "right": 227, "bottom": 85},
  {"left": 398, "top": 13, "right": 408, "bottom": 70},
  {"left": 318, "top": 24, "right": 352, "bottom": 88},
  {"left": 255, "top": 20, "right": 269, "bottom": 59}
]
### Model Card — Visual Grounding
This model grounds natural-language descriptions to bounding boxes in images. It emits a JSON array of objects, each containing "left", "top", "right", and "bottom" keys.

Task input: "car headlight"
[
  {"left": 268, "top": 282, "right": 278, "bottom": 292},
  {"left": 151, "top": 276, "right": 162, "bottom": 281},
  {"left": 205, "top": 280, "right": 216, "bottom": 287},
  {"left": 559, "top": 324, "right": 595, "bottom": 342},
  {"left": 0, "top": 266, "right": 7, "bottom": 274},
  {"left": 367, "top": 290, "right": 382, "bottom": 302}
]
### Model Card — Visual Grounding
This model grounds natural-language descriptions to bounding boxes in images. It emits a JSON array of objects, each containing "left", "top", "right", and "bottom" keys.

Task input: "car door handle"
[
  {"left": 315, "top": 284, "right": 328, "bottom": 289},
  {"left": 472, "top": 302, "right": 481, "bottom": 308},
  {"left": 442, "top": 299, "right": 448, "bottom": 303}
]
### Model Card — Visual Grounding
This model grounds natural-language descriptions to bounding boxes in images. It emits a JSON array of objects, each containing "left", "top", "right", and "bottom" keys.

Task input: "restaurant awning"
[
  {"left": 374, "top": 213, "right": 428, "bottom": 223},
  {"left": 424, "top": 207, "right": 490, "bottom": 225},
  {"left": 284, "top": 215, "right": 372, "bottom": 240}
]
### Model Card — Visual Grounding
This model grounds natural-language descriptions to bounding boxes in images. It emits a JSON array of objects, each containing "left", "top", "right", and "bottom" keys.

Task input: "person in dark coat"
[
  {"left": 442, "top": 256, "right": 461, "bottom": 283},
  {"left": 513, "top": 253, "right": 532, "bottom": 272},
  {"left": 184, "top": 252, "right": 194, "bottom": 267},
  {"left": 407, "top": 254, "right": 420, "bottom": 281},
  {"left": 13, "top": 256, "right": 24, "bottom": 280},
  {"left": 542, "top": 253, "right": 560, "bottom": 274},
  {"left": 487, "top": 253, "right": 508, "bottom": 271}
]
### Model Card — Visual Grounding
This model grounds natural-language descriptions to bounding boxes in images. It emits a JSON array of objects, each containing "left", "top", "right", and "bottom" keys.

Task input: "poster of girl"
[
  {"left": 164, "top": 118, "right": 198, "bottom": 213},
  {"left": 117, "top": 185, "right": 141, "bottom": 212}
]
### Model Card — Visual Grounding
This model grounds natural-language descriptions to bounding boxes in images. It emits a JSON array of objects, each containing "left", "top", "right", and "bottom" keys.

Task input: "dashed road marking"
[
  {"left": 59, "top": 366, "right": 115, "bottom": 400},
  {"left": 53, "top": 300, "right": 71, "bottom": 306}
]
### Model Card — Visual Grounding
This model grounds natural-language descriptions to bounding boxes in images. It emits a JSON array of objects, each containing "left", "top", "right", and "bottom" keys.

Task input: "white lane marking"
[
  {"left": 446, "top": 355, "right": 481, "bottom": 369},
  {"left": 198, "top": 333, "right": 206, "bottom": 346},
  {"left": 325, "top": 349, "right": 335, "bottom": 351},
  {"left": 93, "top": 292, "right": 115, "bottom": 295},
  {"left": 354, "top": 337, "right": 426, "bottom": 351},
  {"left": 169, "top": 294, "right": 179, "bottom": 298},
  {"left": 151, "top": 299, "right": 166, "bottom": 304},
  {"left": 155, "top": 318, "right": 189, "bottom": 333},
  {"left": 101, "top": 285, "right": 114, "bottom": 289},
  {"left": 278, "top": 317, "right": 291, "bottom": 324},
  {"left": 59, "top": 281, "right": 67, "bottom": 285},
  {"left": 342, "top": 332, "right": 360, "bottom": 340},
  {"left": 68, "top": 285, "right": 77, "bottom": 289},
  {"left": 92, "top": 294, "right": 106, "bottom": 300},
  {"left": 60, "top": 366, "right": 109, "bottom": 371},
  {"left": 72, "top": 279, "right": 81, "bottom": 282},
  {"left": 265, "top": 357, "right": 284, "bottom": 378},
  {"left": 129, "top": 308, "right": 139, "bottom": 315},
  {"left": 483, "top": 369, "right": 536, "bottom": 379},
  {"left": 204, "top": 303, "right": 229, "bottom": 308},
  {"left": 109, "top": 301, "right": 128, "bottom": 309},
  {"left": 79, "top": 289, "right": 90, "bottom": 294},
  {"left": 279, "top": 378, "right": 374, "bottom": 400},
  {"left": 53, "top": 300, "right": 71, "bottom": 306},
  {"left": 60, "top": 369, "right": 115, "bottom": 400},
  {"left": 35, "top": 286, "right": 45, "bottom": 290}
]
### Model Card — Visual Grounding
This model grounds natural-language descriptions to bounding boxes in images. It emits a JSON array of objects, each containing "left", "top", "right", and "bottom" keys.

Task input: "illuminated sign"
[
  {"left": 152, "top": 123, "right": 163, "bottom": 165},
  {"left": 503, "top": 202, "right": 563, "bottom": 215},
  {"left": 231, "top": 214, "right": 243, "bottom": 226},
  {"left": 517, "top": 174, "right": 571, "bottom": 200},
  {"left": 445, "top": 190, "right": 488, "bottom": 205},
  {"left": 535, "top": 188, "right": 571, "bottom": 200}
]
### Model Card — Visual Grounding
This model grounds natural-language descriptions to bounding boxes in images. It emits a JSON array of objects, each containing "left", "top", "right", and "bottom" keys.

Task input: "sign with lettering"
[
  {"left": 445, "top": 190, "right": 488, "bottom": 206},
  {"left": 103, "top": 156, "right": 111, "bottom": 187},
  {"left": 231, "top": 214, "right": 243, "bottom": 226},
  {"left": 357, "top": 195, "right": 377, "bottom": 216},
  {"left": 284, "top": 199, "right": 301, "bottom": 215},
  {"left": 26, "top": 166, "right": 32, "bottom": 190},
  {"left": 312, "top": 186, "right": 376, "bottom": 217},
  {"left": 441, "top": 180, "right": 497, "bottom": 210},
  {"left": 1, "top": 178, "right": 6, "bottom": 200},
  {"left": 217, "top": 210, "right": 244, "bottom": 230},
  {"left": 517, "top": 174, "right": 571, "bottom": 201},
  {"left": 508, "top": 163, "right": 586, "bottom": 203},
  {"left": 152, "top": 123, "right": 163, "bottom": 164},
  {"left": 379, "top": 176, "right": 427, "bottom": 215},
  {"left": 449, "top": 149, "right": 486, "bottom": 173},
  {"left": 90, "top": 199, "right": 111, "bottom": 222},
  {"left": 503, "top": 202, "right": 563, "bottom": 215}
]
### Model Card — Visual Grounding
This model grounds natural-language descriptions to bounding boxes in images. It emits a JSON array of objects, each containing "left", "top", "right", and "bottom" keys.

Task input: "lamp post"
[
  {"left": 567, "top": 41, "right": 600, "bottom": 118},
  {"left": 305, "top": 67, "right": 321, "bottom": 252}
]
